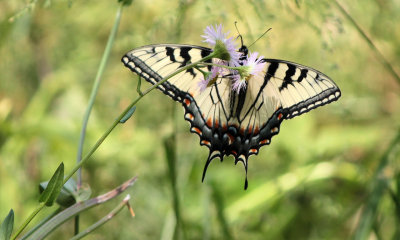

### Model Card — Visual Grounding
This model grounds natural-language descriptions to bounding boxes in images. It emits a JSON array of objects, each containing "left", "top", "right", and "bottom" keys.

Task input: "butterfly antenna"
[
  {"left": 247, "top": 27, "right": 272, "bottom": 49},
  {"left": 234, "top": 21, "right": 244, "bottom": 46}
]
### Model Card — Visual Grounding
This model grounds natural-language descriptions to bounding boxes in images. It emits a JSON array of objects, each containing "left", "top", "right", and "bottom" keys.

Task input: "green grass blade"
[{"left": 0, "top": 210, "right": 14, "bottom": 240}]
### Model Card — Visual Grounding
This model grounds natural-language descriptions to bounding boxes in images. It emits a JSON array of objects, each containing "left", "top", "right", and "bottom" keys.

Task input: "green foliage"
[
  {"left": 1, "top": 0, "right": 400, "bottom": 239},
  {"left": 39, "top": 163, "right": 65, "bottom": 207},
  {"left": 0, "top": 210, "right": 14, "bottom": 240},
  {"left": 119, "top": 106, "right": 136, "bottom": 123},
  {"left": 24, "top": 177, "right": 136, "bottom": 240},
  {"left": 118, "top": 0, "right": 133, "bottom": 6}
]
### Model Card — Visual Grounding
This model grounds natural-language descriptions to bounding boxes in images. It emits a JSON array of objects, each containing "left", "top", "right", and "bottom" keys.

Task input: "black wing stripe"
[
  {"left": 241, "top": 61, "right": 279, "bottom": 119},
  {"left": 262, "top": 59, "right": 341, "bottom": 119},
  {"left": 279, "top": 63, "right": 296, "bottom": 91},
  {"left": 213, "top": 79, "right": 229, "bottom": 120}
]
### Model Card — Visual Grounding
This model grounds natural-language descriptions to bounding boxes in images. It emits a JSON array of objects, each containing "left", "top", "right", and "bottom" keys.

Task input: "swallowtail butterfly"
[{"left": 122, "top": 42, "right": 341, "bottom": 189}]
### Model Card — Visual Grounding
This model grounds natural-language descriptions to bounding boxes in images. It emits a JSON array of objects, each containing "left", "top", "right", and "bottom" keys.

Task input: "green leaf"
[
  {"left": 0, "top": 209, "right": 14, "bottom": 240},
  {"left": 118, "top": 0, "right": 133, "bottom": 6},
  {"left": 119, "top": 106, "right": 136, "bottom": 123},
  {"left": 40, "top": 177, "right": 77, "bottom": 208},
  {"left": 39, "top": 163, "right": 65, "bottom": 206}
]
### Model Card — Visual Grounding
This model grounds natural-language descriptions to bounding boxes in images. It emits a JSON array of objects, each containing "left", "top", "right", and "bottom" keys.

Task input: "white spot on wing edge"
[
  {"left": 128, "top": 62, "right": 135, "bottom": 68},
  {"left": 210, "top": 150, "right": 221, "bottom": 159}
]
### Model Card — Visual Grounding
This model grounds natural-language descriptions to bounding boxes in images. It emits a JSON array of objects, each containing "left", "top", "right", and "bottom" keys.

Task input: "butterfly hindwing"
[{"left": 122, "top": 44, "right": 231, "bottom": 160}]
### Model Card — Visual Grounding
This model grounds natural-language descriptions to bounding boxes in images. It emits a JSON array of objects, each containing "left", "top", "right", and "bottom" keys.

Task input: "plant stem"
[
  {"left": 74, "top": 3, "right": 124, "bottom": 235},
  {"left": 21, "top": 208, "right": 63, "bottom": 239},
  {"left": 63, "top": 52, "right": 216, "bottom": 185},
  {"left": 12, "top": 49, "right": 215, "bottom": 240},
  {"left": 199, "top": 62, "right": 241, "bottom": 70},
  {"left": 353, "top": 130, "right": 400, "bottom": 240},
  {"left": 11, "top": 203, "right": 45, "bottom": 240},
  {"left": 333, "top": 0, "right": 400, "bottom": 84},
  {"left": 76, "top": 1, "right": 124, "bottom": 189},
  {"left": 69, "top": 195, "right": 131, "bottom": 240},
  {"left": 22, "top": 177, "right": 136, "bottom": 240}
]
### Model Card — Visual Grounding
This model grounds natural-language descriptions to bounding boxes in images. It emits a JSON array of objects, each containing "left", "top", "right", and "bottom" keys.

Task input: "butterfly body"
[{"left": 122, "top": 44, "right": 340, "bottom": 189}]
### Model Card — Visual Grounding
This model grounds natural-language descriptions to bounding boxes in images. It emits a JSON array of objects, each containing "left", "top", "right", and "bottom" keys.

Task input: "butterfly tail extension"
[
  {"left": 234, "top": 155, "right": 249, "bottom": 190},
  {"left": 201, "top": 150, "right": 223, "bottom": 182}
]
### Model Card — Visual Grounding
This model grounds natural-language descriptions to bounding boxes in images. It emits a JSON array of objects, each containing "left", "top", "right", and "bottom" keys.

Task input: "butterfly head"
[{"left": 238, "top": 45, "right": 248, "bottom": 64}]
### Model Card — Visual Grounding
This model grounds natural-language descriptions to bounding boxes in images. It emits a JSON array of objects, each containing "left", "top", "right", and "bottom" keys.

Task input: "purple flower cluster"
[{"left": 199, "top": 24, "right": 266, "bottom": 93}]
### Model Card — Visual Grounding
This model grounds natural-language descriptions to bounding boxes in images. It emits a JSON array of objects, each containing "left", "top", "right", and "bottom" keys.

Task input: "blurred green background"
[{"left": 1, "top": 0, "right": 400, "bottom": 239}]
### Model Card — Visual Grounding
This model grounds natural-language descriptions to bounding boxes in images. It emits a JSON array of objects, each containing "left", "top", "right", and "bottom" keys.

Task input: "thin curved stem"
[
  {"left": 74, "top": 3, "right": 124, "bottom": 235},
  {"left": 76, "top": 2, "right": 124, "bottom": 189},
  {"left": 11, "top": 49, "right": 215, "bottom": 240},
  {"left": 11, "top": 203, "right": 45, "bottom": 240},
  {"left": 63, "top": 52, "right": 216, "bottom": 185},
  {"left": 333, "top": 0, "right": 400, "bottom": 84}
]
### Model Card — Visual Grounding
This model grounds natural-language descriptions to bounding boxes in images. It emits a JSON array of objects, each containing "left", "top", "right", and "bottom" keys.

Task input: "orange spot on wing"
[
  {"left": 222, "top": 124, "right": 228, "bottom": 131},
  {"left": 259, "top": 139, "right": 270, "bottom": 145},
  {"left": 192, "top": 127, "right": 202, "bottom": 135},
  {"left": 227, "top": 133, "right": 235, "bottom": 145},
  {"left": 278, "top": 113, "right": 283, "bottom": 120},
  {"left": 185, "top": 113, "right": 194, "bottom": 121},
  {"left": 201, "top": 140, "right": 210, "bottom": 146},
  {"left": 231, "top": 150, "right": 237, "bottom": 156},
  {"left": 248, "top": 125, "right": 253, "bottom": 134},
  {"left": 240, "top": 127, "right": 245, "bottom": 135},
  {"left": 214, "top": 119, "right": 219, "bottom": 128},
  {"left": 250, "top": 149, "right": 258, "bottom": 154},
  {"left": 184, "top": 99, "right": 191, "bottom": 106},
  {"left": 254, "top": 126, "right": 260, "bottom": 134},
  {"left": 207, "top": 118, "right": 212, "bottom": 127}
]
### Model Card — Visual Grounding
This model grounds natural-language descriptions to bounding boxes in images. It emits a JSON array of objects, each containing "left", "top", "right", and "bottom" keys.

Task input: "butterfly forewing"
[
  {"left": 261, "top": 59, "right": 341, "bottom": 119},
  {"left": 122, "top": 44, "right": 212, "bottom": 101}
]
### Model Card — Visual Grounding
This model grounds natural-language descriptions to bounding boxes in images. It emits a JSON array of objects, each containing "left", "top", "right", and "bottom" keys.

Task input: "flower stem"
[
  {"left": 76, "top": 1, "right": 124, "bottom": 189},
  {"left": 69, "top": 195, "right": 131, "bottom": 240},
  {"left": 199, "top": 62, "right": 240, "bottom": 71},
  {"left": 333, "top": 0, "right": 400, "bottom": 84},
  {"left": 11, "top": 203, "right": 46, "bottom": 240},
  {"left": 11, "top": 50, "right": 215, "bottom": 240},
  {"left": 74, "top": 2, "right": 124, "bottom": 235},
  {"left": 62, "top": 52, "right": 216, "bottom": 185}
]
